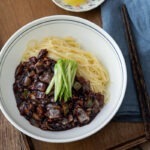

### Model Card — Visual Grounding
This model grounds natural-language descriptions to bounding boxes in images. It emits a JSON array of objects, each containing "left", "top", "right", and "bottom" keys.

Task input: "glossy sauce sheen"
[{"left": 13, "top": 49, "right": 104, "bottom": 131}]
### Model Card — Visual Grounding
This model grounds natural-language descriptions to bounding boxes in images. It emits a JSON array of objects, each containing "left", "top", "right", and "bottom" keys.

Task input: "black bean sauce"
[{"left": 13, "top": 49, "right": 104, "bottom": 131}]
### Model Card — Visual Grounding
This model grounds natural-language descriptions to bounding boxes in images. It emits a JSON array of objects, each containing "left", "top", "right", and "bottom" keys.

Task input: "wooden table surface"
[{"left": 0, "top": 0, "right": 147, "bottom": 150}]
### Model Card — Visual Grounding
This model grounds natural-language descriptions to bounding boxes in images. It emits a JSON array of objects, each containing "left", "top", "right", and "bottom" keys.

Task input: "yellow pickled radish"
[{"left": 63, "top": 0, "right": 87, "bottom": 6}]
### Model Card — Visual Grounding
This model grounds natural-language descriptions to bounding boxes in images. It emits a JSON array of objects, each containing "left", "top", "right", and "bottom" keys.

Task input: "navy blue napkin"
[{"left": 101, "top": 0, "right": 150, "bottom": 121}]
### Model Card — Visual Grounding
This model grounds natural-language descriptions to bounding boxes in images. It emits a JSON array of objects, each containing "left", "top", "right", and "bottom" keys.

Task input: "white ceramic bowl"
[
  {"left": 0, "top": 15, "right": 127, "bottom": 143},
  {"left": 52, "top": 0, "right": 105, "bottom": 12}
]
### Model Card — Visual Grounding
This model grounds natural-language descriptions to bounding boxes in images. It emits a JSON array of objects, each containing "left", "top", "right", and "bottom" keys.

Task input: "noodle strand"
[{"left": 22, "top": 37, "right": 109, "bottom": 95}]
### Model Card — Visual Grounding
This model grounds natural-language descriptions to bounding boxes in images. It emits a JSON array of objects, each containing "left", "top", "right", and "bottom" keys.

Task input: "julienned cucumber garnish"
[{"left": 45, "top": 59, "right": 77, "bottom": 102}]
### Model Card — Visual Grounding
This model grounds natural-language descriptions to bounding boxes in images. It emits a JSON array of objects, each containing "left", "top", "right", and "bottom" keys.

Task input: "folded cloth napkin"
[{"left": 101, "top": 0, "right": 150, "bottom": 121}]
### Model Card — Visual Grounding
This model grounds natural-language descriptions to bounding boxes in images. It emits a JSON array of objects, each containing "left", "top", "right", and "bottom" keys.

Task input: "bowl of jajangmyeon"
[{"left": 0, "top": 15, "right": 127, "bottom": 143}]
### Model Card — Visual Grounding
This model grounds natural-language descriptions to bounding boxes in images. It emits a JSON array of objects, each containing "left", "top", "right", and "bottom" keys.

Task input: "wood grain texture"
[
  {"left": 0, "top": 111, "right": 30, "bottom": 150},
  {"left": 141, "top": 141, "right": 150, "bottom": 150},
  {"left": 0, "top": 0, "right": 147, "bottom": 150},
  {"left": 32, "top": 122, "right": 145, "bottom": 150}
]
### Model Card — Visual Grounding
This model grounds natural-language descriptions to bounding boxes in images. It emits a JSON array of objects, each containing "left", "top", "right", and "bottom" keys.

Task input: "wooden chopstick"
[{"left": 122, "top": 5, "right": 150, "bottom": 140}]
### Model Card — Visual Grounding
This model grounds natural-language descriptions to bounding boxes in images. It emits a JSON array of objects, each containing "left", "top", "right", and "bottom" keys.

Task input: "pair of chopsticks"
[{"left": 122, "top": 5, "right": 150, "bottom": 140}]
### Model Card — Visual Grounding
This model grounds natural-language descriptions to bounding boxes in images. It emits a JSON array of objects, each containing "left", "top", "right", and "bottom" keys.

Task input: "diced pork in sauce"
[{"left": 13, "top": 49, "right": 104, "bottom": 131}]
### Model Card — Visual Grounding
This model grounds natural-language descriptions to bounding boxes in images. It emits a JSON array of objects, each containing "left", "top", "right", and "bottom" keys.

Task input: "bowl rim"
[
  {"left": 0, "top": 15, "right": 127, "bottom": 143},
  {"left": 52, "top": 0, "right": 105, "bottom": 12}
]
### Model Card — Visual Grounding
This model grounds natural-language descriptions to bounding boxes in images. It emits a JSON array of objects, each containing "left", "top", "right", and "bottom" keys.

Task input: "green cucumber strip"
[{"left": 45, "top": 76, "right": 55, "bottom": 94}]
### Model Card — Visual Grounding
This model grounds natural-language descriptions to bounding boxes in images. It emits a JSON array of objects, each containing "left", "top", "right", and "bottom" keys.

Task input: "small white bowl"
[
  {"left": 52, "top": 0, "right": 105, "bottom": 12},
  {"left": 0, "top": 15, "right": 127, "bottom": 143}
]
